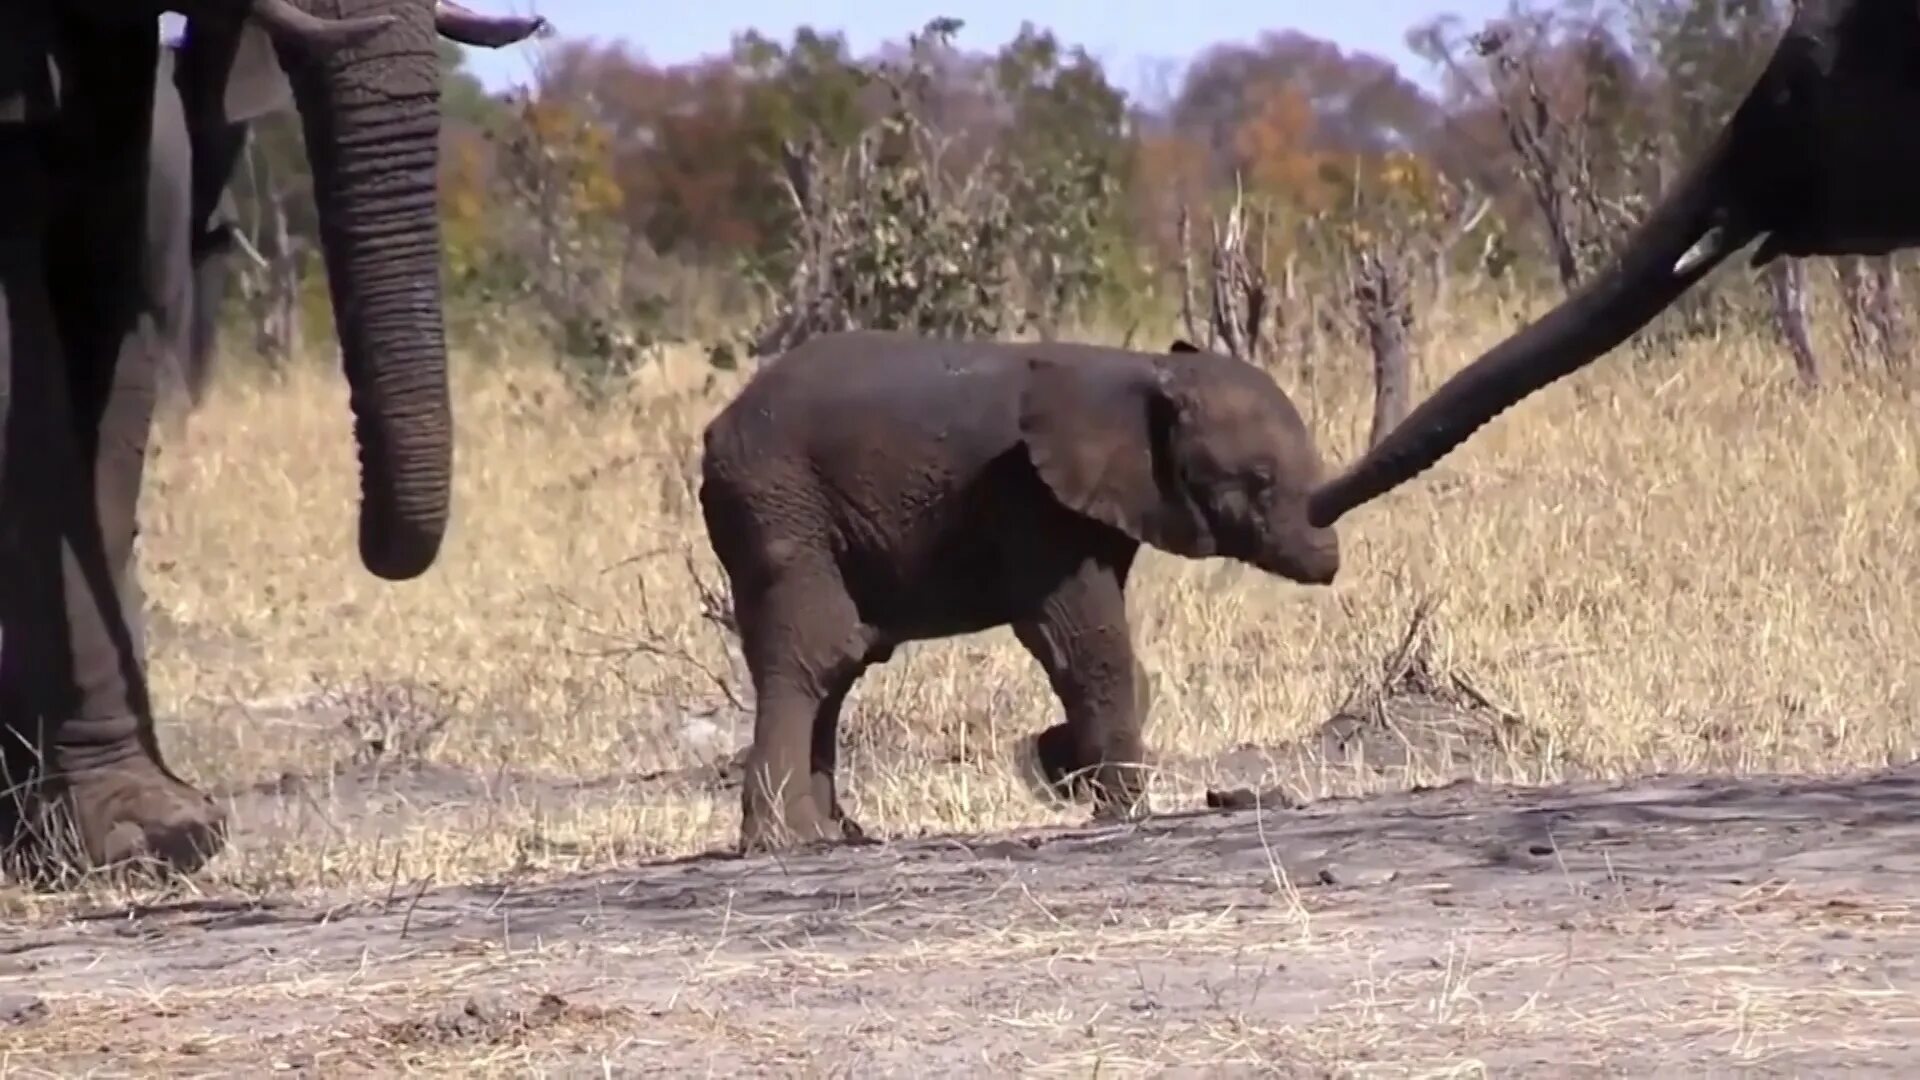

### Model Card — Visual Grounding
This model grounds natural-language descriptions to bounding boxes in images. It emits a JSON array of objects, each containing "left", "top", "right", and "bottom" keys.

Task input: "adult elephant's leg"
[
  {"left": 0, "top": 125, "right": 66, "bottom": 859},
  {"left": 91, "top": 314, "right": 161, "bottom": 714},
  {"left": 118, "top": 560, "right": 147, "bottom": 667},
  {"left": 27, "top": 26, "right": 224, "bottom": 876},
  {"left": 30, "top": 364, "right": 223, "bottom": 877},
  {"left": 1012, "top": 545, "right": 1150, "bottom": 821}
]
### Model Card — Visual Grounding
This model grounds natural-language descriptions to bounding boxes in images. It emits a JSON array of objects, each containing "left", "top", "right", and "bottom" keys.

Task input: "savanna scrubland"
[{"left": 5, "top": 5, "right": 1919, "bottom": 1074}]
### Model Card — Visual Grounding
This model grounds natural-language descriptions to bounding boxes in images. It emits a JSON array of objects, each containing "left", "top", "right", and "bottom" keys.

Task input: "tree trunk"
[
  {"left": 250, "top": 183, "right": 302, "bottom": 367},
  {"left": 1354, "top": 249, "right": 1414, "bottom": 450},
  {"left": 1866, "top": 256, "right": 1909, "bottom": 373},
  {"left": 1765, "top": 257, "right": 1819, "bottom": 388}
]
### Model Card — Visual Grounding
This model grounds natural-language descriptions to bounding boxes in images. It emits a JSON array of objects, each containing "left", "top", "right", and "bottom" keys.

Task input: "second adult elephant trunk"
[
  {"left": 274, "top": 0, "right": 452, "bottom": 581},
  {"left": 1304, "top": 0, "right": 1920, "bottom": 530},
  {"left": 1305, "top": 130, "right": 1755, "bottom": 529}
]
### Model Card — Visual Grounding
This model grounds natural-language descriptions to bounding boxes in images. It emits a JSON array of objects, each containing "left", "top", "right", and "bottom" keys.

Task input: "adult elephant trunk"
[
  {"left": 272, "top": 0, "right": 452, "bottom": 581},
  {"left": 1306, "top": 0, "right": 1920, "bottom": 529},
  {"left": 1305, "top": 132, "right": 1757, "bottom": 529}
]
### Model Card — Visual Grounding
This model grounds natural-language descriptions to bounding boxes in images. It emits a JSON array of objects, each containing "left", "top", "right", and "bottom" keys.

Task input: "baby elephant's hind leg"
[
  {"left": 810, "top": 666, "right": 870, "bottom": 842},
  {"left": 1013, "top": 556, "right": 1151, "bottom": 821}
]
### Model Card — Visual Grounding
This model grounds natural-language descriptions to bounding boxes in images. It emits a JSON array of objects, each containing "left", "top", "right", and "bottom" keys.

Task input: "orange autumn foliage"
[{"left": 1231, "top": 78, "right": 1333, "bottom": 212}]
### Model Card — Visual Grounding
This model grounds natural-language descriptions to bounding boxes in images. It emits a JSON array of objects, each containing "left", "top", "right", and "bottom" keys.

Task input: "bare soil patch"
[{"left": 8, "top": 763, "right": 1920, "bottom": 1075}]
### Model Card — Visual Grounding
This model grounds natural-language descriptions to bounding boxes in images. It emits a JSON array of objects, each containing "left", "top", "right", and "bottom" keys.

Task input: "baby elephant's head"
[{"left": 1018, "top": 343, "right": 1340, "bottom": 585}]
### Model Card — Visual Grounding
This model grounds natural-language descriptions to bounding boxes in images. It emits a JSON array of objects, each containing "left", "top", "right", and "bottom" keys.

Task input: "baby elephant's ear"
[{"left": 1017, "top": 356, "right": 1215, "bottom": 557}]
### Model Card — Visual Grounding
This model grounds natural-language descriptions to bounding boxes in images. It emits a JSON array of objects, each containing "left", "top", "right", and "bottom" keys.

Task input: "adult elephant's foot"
[
  {"left": 47, "top": 762, "right": 228, "bottom": 876},
  {"left": 18, "top": 718, "right": 228, "bottom": 880}
]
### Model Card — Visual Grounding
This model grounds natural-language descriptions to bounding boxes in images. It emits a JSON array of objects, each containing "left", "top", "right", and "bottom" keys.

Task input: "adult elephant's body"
[
  {"left": 1308, "top": 0, "right": 1920, "bottom": 529},
  {"left": 701, "top": 332, "right": 1341, "bottom": 852},
  {"left": 0, "top": 0, "right": 538, "bottom": 880}
]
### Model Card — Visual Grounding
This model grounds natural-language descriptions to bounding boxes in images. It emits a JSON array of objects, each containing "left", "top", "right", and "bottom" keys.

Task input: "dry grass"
[
  {"left": 3, "top": 290, "right": 1917, "bottom": 1072},
  {"left": 118, "top": 291, "right": 1918, "bottom": 893}
]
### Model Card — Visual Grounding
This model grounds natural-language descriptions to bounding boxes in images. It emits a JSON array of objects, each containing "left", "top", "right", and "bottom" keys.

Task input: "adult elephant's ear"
[
  {"left": 1018, "top": 356, "right": 1215, "bottom": 557},
  {"left": 221, "top": 22, "right": 296, "bottom": 123}
]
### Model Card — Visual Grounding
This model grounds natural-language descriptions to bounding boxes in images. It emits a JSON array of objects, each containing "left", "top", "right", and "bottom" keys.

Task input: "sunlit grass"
[{"left": 73, "top": 289, "right": 1918, "bottom": 896}]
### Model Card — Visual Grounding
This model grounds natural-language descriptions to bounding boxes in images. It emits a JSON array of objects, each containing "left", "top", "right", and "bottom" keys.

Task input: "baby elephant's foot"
[
  {"left": 1088, "top": 789, "right": 1152, "bottom": 824},
  {"left": 812, "top": 773, "right": 874, "bottom": 847},
  {"left": 1031, "top": 722, "right": 1092, "bottom": 801},
  {"left": 739, "top": 789, "right": 859, "bottom": 854},
  {"left": 821, "top": 813, "right": 876, "bottom": 849},
  {"left": 1030, "top": 723, "right": 1153, "bottom": 821}
]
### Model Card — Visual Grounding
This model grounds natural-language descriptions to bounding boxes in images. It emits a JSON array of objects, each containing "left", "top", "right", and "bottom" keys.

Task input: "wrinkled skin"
[
  {"left": 0, "top": 0, "right": 539, "bottom": 882},
  {"left": 1309, "top": 0, "right": 1920, "bottom": 529},
  {"left": 699, "top": 331, "right": 1342, "bottom": 853},
  {"left": 147, "top": 3, "right": 551, "bottom": 409}
]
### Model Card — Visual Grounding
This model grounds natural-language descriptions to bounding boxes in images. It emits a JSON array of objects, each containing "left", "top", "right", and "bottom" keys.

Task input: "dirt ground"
[{"left": 7, "top": 761, "right": 1920, "bottom": 1077}]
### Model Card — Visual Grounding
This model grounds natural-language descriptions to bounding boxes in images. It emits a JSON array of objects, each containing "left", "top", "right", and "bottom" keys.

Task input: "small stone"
[
  {"left": 1317, "top": 865, "right": 1399, "bottom": 888},
  {"left": 1204, "top": 786, "right": 1301, "bottom": 811}
]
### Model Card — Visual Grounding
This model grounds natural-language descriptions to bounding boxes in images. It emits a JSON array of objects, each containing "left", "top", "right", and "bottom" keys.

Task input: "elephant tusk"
[
  {"left": 435, "top": 1, "right": 553, "bottom": 48},
  {"left": 248, "top": 0, "right": 395, "bottom": 51},
  {"left": 1672, "top": 223, "right": 1733, "bottom": 277},
  {"left": 230, "top": 228, "right": 271, "bottom": 271}
]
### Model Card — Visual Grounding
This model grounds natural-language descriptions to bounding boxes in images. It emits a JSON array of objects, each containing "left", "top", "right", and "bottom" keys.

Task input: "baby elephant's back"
[{"left": 706, "top": 332, "right": 1032, "bottom": 486}]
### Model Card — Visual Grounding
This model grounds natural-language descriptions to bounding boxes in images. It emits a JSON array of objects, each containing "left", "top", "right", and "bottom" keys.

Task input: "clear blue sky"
[{"left": 458, "top": 1, "right": 1516, "bottom": 96}]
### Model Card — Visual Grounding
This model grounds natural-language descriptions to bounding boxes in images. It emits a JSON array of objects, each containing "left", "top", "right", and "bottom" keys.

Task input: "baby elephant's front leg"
[{"left": 1014, "top": 558, "right": 1151, "bottom": 820}]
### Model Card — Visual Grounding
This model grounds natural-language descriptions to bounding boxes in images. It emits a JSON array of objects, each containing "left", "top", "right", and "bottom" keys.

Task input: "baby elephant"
[{"left": 699, "top": 330, "right": 1341, "bottom": 852}]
